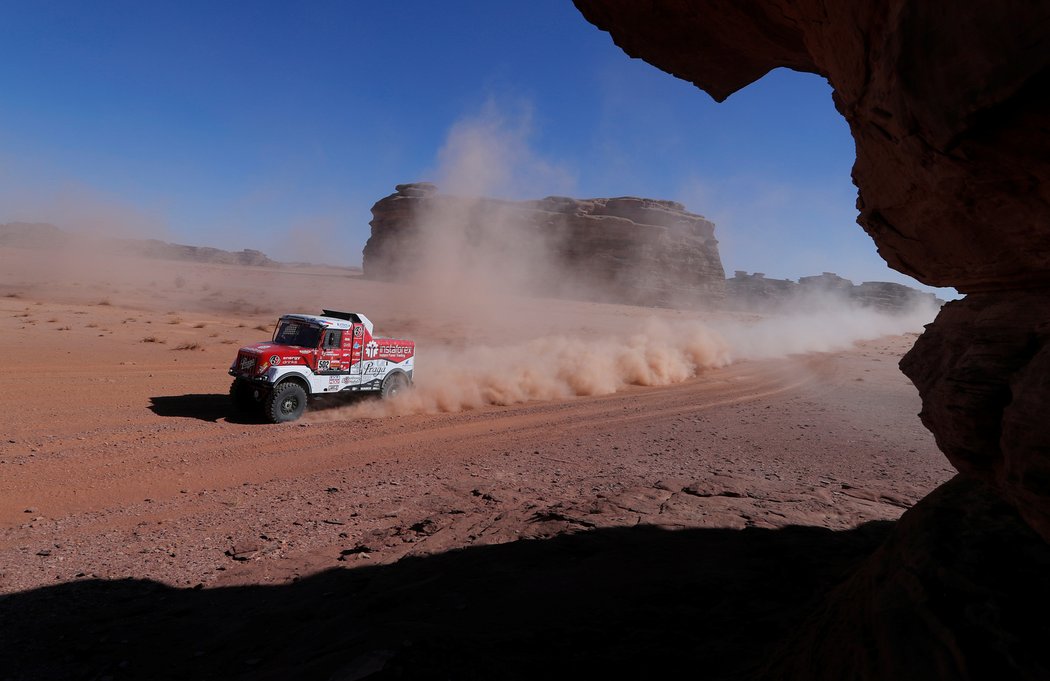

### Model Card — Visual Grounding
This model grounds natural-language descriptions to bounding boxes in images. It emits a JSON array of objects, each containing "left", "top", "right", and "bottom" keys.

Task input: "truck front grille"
[{"left": 236, "top": 353, "right": 256, "bottom": 374}]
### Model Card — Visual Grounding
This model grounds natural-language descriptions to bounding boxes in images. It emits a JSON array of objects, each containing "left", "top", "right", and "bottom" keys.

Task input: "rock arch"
[{"left": 572, "top": 2, "right": 1050, "bottom": 676}]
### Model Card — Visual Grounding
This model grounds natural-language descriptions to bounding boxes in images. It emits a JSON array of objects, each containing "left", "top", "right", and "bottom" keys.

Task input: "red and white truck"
[{"left": 228, "top": 310, "right": 414, "bottom": 423}]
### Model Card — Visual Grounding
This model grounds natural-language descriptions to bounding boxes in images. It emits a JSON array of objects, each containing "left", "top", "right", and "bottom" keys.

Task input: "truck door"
[{"left": 318, "top": 329, "right": 342, "bottom": 373}]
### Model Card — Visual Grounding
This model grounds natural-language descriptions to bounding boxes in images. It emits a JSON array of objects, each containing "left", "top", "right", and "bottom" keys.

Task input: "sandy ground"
[{"left": 0, "top": 246, "right": 955, "bottom": 678}]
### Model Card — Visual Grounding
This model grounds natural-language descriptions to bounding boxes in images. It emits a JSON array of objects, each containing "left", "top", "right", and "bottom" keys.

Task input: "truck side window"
[{"left": 324, "top": 330, "right": 343, "bottom": 349}]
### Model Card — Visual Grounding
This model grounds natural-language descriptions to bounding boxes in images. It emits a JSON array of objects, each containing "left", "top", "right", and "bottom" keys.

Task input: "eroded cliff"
[{"left": 364, "top": 183, "right": 726, "bottom": 307}]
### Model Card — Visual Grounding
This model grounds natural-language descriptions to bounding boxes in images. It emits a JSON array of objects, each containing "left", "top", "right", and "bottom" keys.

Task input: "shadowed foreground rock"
[
  {"left": 5, "top": 489, "right": 1046, "bottom": 680},
  {"left": 573, "top": 0, "right": 1050, "bottom": 677},
  {"left": 364, "top": 183, "right": 726, "bottom": 307},
  {"left": 765, "top": 476, "right": 1050, "bottom": 680},
  {"left": 0, "top": 522, "right": 893, "bottom": 680}
]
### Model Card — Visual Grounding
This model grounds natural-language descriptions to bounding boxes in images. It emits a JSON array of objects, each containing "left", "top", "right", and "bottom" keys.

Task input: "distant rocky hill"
[
  {"left": 727, "top": 271, "right": 944, "bottom": 311},
  {"left": 364, "top": 183, "right": 726, "bottom": 307},
  {"left": 0, "top": 222, "right": 279, "bottom": 268}
]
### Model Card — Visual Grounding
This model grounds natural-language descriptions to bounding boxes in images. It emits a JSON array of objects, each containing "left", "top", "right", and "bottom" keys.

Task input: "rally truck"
[{"left": 228, "top": 310, "right": 414, "bottom": 423}]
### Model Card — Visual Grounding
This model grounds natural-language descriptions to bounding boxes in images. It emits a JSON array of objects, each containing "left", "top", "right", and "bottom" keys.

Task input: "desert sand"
[{"left": 0, "top": 246, "right": 953, "bottom": 678}]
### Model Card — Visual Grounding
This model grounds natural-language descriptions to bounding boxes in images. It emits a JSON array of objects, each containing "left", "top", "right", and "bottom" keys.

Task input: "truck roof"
[{"left": 280, "top": 312, "right": 374, "bottom": 335}]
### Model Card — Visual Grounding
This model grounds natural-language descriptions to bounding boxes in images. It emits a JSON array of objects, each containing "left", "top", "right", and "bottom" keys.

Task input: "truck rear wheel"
[
  {"left": 381, "top": 372, "right": 409, "bottom": 400},
  {"left": 264, "top": 382, "right": 308, "bottom": 423}
]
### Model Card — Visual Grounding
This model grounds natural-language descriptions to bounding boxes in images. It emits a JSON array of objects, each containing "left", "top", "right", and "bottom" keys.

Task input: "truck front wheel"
[
  {"left": 264, "top": 382, "right": 308, "bottom": 423},
  {"left": 229, "top": 379, "right": 260, "bottom": 413}
]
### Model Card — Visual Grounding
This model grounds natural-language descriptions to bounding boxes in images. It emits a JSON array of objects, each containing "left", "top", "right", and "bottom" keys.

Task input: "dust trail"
[
  {"left": 338, "top": 319, "right": 730, "bottom": 417},
  {"left": 321, "top": 300, "right": 935, "bottom": 418},
  {"left": 710, "top": 300, "right": 935, "bottom": 360}
]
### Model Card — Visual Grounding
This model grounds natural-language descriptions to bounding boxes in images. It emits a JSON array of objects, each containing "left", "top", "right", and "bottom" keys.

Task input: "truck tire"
[
  {"left": 381, "top": 372, "right": 409, "bottom": 400},
  {"left": 229, "top": 379, "right": 259, "bottom": 413},
  {"left": 264, "top": 382, "right": 308, "bottom": 423}
]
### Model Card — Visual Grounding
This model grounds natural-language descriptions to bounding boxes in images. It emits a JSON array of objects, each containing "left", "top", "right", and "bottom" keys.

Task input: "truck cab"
[{"left": 229, "top": 310, "right": 414, "bottom": 422}]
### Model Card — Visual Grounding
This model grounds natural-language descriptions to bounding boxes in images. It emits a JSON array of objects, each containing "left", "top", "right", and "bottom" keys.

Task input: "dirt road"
[
  {"left": 0, "top": 248, "right": 957, "bottom": 678},
  {"left": 0, "top": 280, "right": 950, "bottom": 593}
]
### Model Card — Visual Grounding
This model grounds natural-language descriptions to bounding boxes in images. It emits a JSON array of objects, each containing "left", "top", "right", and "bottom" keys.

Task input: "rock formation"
[
  {"left": 364, "top": 183, "right": 725, "bottom": 307},
  {"left": 573, "top": 0, "right": 1050, "bottom": 677},
  {"left": 0, "top": 222, "right": 278, "bottom": 267},
  {"left": 727, "top": 270, "right": 943, "bottom": 312}
]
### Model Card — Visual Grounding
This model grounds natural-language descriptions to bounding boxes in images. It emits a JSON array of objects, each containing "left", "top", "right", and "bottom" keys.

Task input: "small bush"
[
  {"left": 142, "top": 336, "right": 165, "bottom": 343},
  {"left": 173, "top": 342, "right": 201, "bottom": 351}
]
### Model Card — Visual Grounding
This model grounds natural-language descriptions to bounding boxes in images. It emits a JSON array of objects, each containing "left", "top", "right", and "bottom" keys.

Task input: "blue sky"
[{"left": 0, "top": 1, "right": 946, "bottom": 293}]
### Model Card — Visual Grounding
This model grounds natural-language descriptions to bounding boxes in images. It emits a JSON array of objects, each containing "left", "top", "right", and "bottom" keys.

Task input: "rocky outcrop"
[
  {"left": 572, "top": 0, "right": 1050, "bottom": 676},
  {"left": 725, "top": 272, "right": 797, "bottom": 309},
  {"left": 111, "top": 238, "right": 277, "bottom": 267},
  {"left": 727, "top": 271, "right": 943, "bottom": 313},
  {"left": 364, "top": 183, "right": 725, "bottom": 307},
  {"left": 764, "top": 475, "right": 1050, "bottom": 680},
  {"left": 0, "top": 222, "right": 279, "bottom": 268}
]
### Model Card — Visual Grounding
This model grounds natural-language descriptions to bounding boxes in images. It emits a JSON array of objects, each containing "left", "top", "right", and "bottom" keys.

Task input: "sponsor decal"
[
  {"left": 353, "top": 326, "right": 363, "bottom": 338},
  {"left": 328, "top": 376, "right": 341, "bottom": 386},
  {"left": 281, "top": 357, "right": 300, "bottom": 365},
  {"left": 269, "top": 355, "right": 280, "bottom": 366},
  {"left": 318, "top": 359, "right": 331, "bottom": 371},
  {"left": 239, "top": 356, "right": 256, "bottom": 371},
  {"left": 378, "top": 343, "right": 413, "bottom": 358},
  {"left": 343, "top": 376, "right": 353, "bottom": 384},
  {"left": 353, "top": 342, "right": 360, "bottom": 349},
  {"left": 363, "top": 362, "right": 384, "bottom": 377},
  {"left": 257, "top": 345, "right": 271, "bottom": 350},
  {"left": 364, "top": 340, "right": 379, "bottom": 359}
]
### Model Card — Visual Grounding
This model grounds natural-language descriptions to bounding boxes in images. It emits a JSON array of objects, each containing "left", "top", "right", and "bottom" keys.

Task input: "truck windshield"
[{"left": 273, "top": 320, "right": 322, "bottom": 348}]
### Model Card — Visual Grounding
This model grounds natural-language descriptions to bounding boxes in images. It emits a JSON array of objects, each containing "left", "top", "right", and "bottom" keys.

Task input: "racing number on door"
[{"left": 320, "top": 329, "right": 343, "bottom": 372}]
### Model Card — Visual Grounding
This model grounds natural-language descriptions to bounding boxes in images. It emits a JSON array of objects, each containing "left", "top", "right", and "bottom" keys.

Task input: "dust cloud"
[
  {"left": 333, "top": 298, "right": 935, "bottom": 418},
  {"left": 336, "top": 103, "right": 939, "bottom": 418},
  {"left": 382, "top": 100, "right": 580, "bottom": 324},
  {"left": 347, "top": 320, "right": 732, "bottom": 417}
]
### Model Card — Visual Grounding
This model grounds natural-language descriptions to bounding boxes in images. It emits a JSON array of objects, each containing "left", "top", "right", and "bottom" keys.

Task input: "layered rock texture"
[
  {"left": 364, "top": 183, "right": 725, "bottom": 307},
  {"left": 727, "top": 271, "right": 942, "bottom": 312},
  {"left": 574, "top": 0, "right": 1050, "bottom": 677}
]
